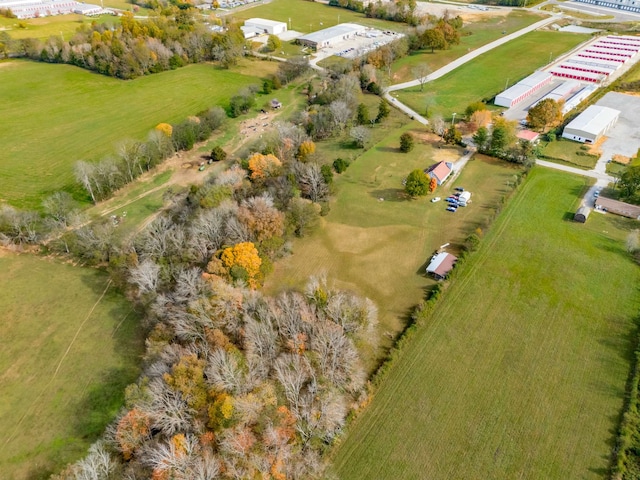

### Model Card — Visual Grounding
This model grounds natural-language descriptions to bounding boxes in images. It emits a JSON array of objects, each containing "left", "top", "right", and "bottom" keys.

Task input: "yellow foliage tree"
[
  {"left": 155, "top": 123, "right": 173, "bottom": 137},
  {"left": 247, "top": 153, "right": 282, "bottom": 181},
  {"left": 470, "top": 110, "right": 492, "bottom": 131},
  {"left": 221, "top": 242, "right": 262, "bottom": 287},
  {"left": 163, "top": 354, "right": 208, "bottom": 411},
  {"left": 297, "top": 140, "right": 316, "bottom": 161}
]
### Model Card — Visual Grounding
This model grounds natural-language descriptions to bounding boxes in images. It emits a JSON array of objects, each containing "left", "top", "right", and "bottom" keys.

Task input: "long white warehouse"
[
  {"left": 562, "top": 105, "right": 620, "bottom": 143},
  {"left": 494, "top": 71, "right": 553, "bottom": 108}
]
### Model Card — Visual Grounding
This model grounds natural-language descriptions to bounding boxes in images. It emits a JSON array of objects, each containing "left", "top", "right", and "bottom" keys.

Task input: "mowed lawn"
[
  {"left": 265, "top": 125, "right": 521, "bottom": 361},
  {"left": 394, "top": 31, "right": 589, "bottom": 120},
  {"left": 228, "top": 0, "right": 405, "bottom": 33},
  {"left": 331, "top": 168, "right": 640, "bottom": 479},
  {"left": 390, "top": 11, "right": 544, "bottom": 84},
  {"left": 0, "top": 60, "right": 261, "bottom": 209},
  {"left": 0, "top": 253, "right": 143, "bottom": 480}
]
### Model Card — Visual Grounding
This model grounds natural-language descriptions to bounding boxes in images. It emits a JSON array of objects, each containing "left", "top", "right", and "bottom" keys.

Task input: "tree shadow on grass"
[{"left": 369, "top": 188, "right": 410, "bottom": 202}]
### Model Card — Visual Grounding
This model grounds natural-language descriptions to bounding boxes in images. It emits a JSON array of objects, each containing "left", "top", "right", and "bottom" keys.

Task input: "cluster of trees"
[
  {"left": 269, "top": 71, "right": 390, "bottom": 146},
  {"left": 617, "top": 150, "right": 640, "bottom": 203},
  {"left": 472, "top": 116, "right": 537, "bottom": 166},
  {"left": 10, "top": 10, "right": 246, "bottom": 78},
  {"left": 52, "top": 144, "right": 377, "bottom": 478},
  {"left": 74, "top": 107, "right": 226, "bottom": 204},
  {"left": 411, "top": 13, "right": 463, "bottom": 53}
]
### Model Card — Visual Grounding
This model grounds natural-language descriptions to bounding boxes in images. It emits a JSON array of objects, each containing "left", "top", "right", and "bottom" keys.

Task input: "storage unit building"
[
  {"left": 494, "top": 71, "right": 553, "bottom": 108},
  {"left": 562, "top": 105, "right": 620, "bottom": 143}
]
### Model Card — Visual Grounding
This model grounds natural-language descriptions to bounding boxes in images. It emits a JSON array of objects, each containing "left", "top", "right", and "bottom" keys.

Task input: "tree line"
[{"left": 4, "top": 9, "right": 246, "bottom": 78}]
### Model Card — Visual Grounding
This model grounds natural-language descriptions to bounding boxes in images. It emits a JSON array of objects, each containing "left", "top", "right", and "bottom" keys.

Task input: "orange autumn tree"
[
  {"left": 221, "top": 242, "right": 262, "bottom": 287},
  {"left": 247, "top": 153, "right": 282, "bottom": 181},
  {"left": 115, "top": 408, "right": 151, "bottom": 460},
  {"left": 429, "top": 176, "right": 437, "bottom": 193}
]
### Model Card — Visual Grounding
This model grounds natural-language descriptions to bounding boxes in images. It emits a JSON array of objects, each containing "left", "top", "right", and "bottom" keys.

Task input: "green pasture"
[
  {"left": 0, "top": 14, "right": 120, "bottom": 40},
  {"left": 390, "top": 11, "right": 544, "bottom": 84},
  {"left": 226, "top": 0, "right": 407, "bottom": 34},
  {"left": 265, "top": 123, "right": 522, "bottom": 365},
  {"left": 331, "top": 167, "right": 640, "bottom": 479},
  {"left": 0, "top": 253, "right": 143, "bottom": 479},
  {"left": 539, "top": 138, "right": 599, "bottom": 169},
  {"left": 393, "top": 31, "right": 589, "bottom": 121},
  {"left": 0, "top": 60, "right": 261, "bottom": 209}
]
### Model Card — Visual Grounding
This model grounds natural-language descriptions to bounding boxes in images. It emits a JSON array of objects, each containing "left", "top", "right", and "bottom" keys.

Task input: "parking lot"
[
  {"left": 310, "top": 29, "right": 404, "bottom": 63},
  {"left": 595, "top": 91, "right": 640, "bottom": 159}
]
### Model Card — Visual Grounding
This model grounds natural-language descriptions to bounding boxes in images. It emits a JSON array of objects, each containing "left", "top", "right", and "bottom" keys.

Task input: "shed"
[
  {"left": 562, "top": 105, "right": 620, "bottom": 143},
  {"left": 426, "top": 252, "right": 457, "bottom": 280},
  {"left": 244, "top": 18, "right": 288, "bottom": 35},
  {"left": 574, "top": 206, "right": 590, "bottom": 223}
]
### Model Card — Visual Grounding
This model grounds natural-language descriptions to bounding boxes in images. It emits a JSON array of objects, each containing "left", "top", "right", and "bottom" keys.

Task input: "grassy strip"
[
  {"left": 393, "top": 31, "right": 588, "bottom": 120},
  {"left": 612, "top": 328, "right": 640, "bottom": 480}
]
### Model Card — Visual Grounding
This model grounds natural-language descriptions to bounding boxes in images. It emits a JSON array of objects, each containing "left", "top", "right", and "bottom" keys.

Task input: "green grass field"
[
  {"left": 227, "top": 0, "right": 406, "bottom": 34},
  {"left": 0, "top": 60, "right": 263, "bottom": 209},
  {"left": 390, "top": 11, "right": 544, "bottom": 84},
  {"left": 540, "top": 138, "right": 599, "bottom": 169},
  {"left": 394, "top": 31, "right": 589, "bottom": 121},
  {"left": 330, "top": 167, "right": 640, "bottom": 479},
  {"left": 0, "top": 253, "right": 143, "bottom": 479},
  {"left": 265, "top": 124, "right": 522, "bottom": 365},
  {"left": 0, "top": 14, "right": 121, "bottom": 40}
]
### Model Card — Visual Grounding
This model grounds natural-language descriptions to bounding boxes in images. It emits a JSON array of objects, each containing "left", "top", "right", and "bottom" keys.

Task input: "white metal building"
[
  {"left": 494, "top": 71, "right": 553, "bottom": 108},
  {"left": 562, "top": 85, "right": 597, "bottom": 114},
  {"left": 243, "top": 18, "right": 287, "bottom": 35},
  {"left": 562, "top": 105, "right": 620, "bottom": 143},
  {"left": 297, "top": 23, "right": 367, "bottom": 50}
]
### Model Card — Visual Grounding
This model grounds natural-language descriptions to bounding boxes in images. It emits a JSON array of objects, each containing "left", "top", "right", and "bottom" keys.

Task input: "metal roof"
[
  {"left": 426, "top": 252, "right": 457, "bottom": 277},
  {"left": 245, "top": 18, "right": 287, "bottom": 28},
  {"left": 297, "top": 23, "right": 366, "bottom": 44},
  {"left": 564, "top": 105, "right": 620, "bottom": 136}
]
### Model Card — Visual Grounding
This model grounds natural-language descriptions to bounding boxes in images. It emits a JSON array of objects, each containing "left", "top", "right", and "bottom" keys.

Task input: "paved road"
[
  {"left": 535, "top": 159, "right": 614, "bottom": 207},
  {"left": 387, "top": 14, "right": 560, "bottom": 93}
]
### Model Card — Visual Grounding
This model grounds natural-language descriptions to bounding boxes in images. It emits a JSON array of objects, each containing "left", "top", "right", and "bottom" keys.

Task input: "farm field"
[
  {"left": 264, "top": 125, "right": 522, "bottom": 365},
  {"left": 0, "top": 253, "right": 143, "bottom": 480},
  {"left": 0, "top": 59, "right": 271, "bottom": 209},
  {"left": 390, "top": 11, "right": 544, "bottom": 84},
  {"left": 330, "top": 168, "right": 640, "bottom": 479},
  {"left": 393, "top": 31, "right": 589, "bottom": 121},
  {"left": 227, "top": 0, "right": 406, "bottom": 34},
  {"left": 0, "top": 14, "right": 121, "bottom": 40}
]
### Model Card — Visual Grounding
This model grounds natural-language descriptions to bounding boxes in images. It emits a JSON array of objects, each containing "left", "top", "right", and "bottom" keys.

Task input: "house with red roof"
[
  {"left": 425, "top": 161, "right": 453, "bottom": 186},
  {"left": 516, "top": 129, "right": 540, "bottom": 143}
]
